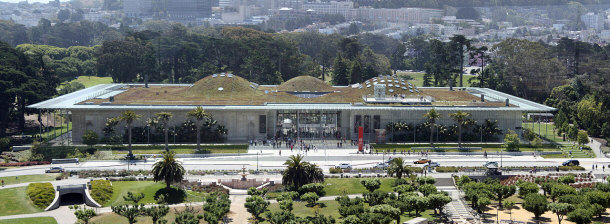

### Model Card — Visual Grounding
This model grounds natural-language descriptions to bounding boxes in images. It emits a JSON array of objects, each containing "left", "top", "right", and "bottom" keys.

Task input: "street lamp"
[{"left": 256, "top": 152, "right": 259, "bottom": 173}]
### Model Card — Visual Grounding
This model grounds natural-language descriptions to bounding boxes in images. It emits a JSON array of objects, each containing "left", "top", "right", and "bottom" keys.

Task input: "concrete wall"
[{"left": 71, "top": 108, "right": 521, "bottom": 144}]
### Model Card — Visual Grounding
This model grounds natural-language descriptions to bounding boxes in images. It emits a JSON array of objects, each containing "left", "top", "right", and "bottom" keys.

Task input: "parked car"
[
  {"left": 335, "top": 163, "right": 352, "bottom": 169},
  {"left": 373, "top": 162, "right": 389, "bottom": 169},
  {"left": 483, "top": 161, "right": 499, "bottom": 168},
  {"left": 562, "top": 160, "right": 580, "bottom": 166},
  {"left": 414, "top": 159, "right": 431, "bottom": 164},
  {"left": 426, "top": 161, "right": 440, "bottom": 168},
  {"left": 45, "top": 166, "right": 64, "bottom": 173}
]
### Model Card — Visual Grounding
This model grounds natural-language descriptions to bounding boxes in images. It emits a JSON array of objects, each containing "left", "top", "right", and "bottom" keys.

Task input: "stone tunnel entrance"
[
  {"left": 60, "top": 193, "right": 85, "bottom": 206},
  {"left": 45, "top": 184, "right": 101, "bottom": 211}
]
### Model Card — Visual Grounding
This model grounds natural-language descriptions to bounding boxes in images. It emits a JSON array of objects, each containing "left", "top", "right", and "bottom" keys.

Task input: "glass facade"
[{"left": 276, "top": 110, "right": 341, "bottom": 140}]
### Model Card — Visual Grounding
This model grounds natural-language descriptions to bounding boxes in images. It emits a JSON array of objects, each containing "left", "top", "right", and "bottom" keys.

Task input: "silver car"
[
  {"left": 373, "top": 162, "right": 389, "bottom": 169},
  {"left": 45, "top": 166, "right": 64, "bottom": 173}
]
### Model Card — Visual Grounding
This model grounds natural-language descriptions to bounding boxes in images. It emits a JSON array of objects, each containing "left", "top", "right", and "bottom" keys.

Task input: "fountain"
[{"left": 240, "top": 166, "right": 248, "bottom": 181}]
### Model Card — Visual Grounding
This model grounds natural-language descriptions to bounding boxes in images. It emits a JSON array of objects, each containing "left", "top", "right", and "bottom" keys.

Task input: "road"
[{"left": 2, "top": 148, "right": 608, "bottom": 177}]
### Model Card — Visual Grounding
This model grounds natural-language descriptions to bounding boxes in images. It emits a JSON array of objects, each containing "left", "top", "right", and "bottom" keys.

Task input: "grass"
[
  {"left": 0, "top": 187, "right": 42, "bottom": 216},
  {"left": 91, "top": 206, "right": 202, "bottom": 224},
  {"left": 372, "top": 143, "right": 561, "bottom": 153},
  {"left": 107, "top": 181, "right": 205, "bottom": 206},
  {"left": 268, "top": 178, "right": 399, "bottom": 198},
  {"left": 0, "top": 217, "right": 57, "bottom": 224},
  {"left": 65, "top": 76, "right": 113, "bottom": 88},
  {"left": 266, "top": 200, "right": 435, "bottom": 223},
  {"left": 398, "top": 72, "right": 476, "bottom": 88},
  {"left": 109, "top": 144, "right": 248, "bottom": 155},
  {"left": 323, "top": 178, "right": 396, "bottom": 196},
  {"left": 0, "top": 174, "right": 59, "bottom": 185},
  {"left": 24, "top": 122, "right": 71, "bottom": 142},
  {"left": 522, "top": 122, "right": 563, "bottom": 143}
]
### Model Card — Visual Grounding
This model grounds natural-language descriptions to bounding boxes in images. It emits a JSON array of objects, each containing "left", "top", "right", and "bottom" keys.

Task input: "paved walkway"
[{"left": 0, "top": 206, "right": 76, "bottom": 224}]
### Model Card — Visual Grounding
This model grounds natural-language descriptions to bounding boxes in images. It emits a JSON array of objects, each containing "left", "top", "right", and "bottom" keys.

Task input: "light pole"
[{"left": 256, "top": 152, "right": 259, "bottom": 172}]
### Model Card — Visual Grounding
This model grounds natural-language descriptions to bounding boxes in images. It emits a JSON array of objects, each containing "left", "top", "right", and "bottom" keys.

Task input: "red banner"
[{"left": 358, "top": 126, "right": 364, "bottom": 152}]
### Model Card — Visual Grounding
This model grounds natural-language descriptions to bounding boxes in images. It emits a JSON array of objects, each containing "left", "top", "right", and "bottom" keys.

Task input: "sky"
[{"left": 1, "top": 0, "right": 65, "bottom": 3}]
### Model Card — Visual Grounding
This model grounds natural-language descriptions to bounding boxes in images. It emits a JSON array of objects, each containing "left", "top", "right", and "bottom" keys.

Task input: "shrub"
[
  {"left": 436, "top": 167, "right": 459, "bottom": 172},
  {"left": 523, "top": 193, "right": 548, "bottom": 220},
  {"left": 299, "top": 183, "right": 326, "bottom": 197},
  {"left": 416, "top": 176, "right": 436, "bottom": 185},
  {"left": 90, "top": 180, "right": 113, "bottom": 205},
  {"left": 518, "top": 182, "right": 539, "bottom": 198},
  {"left": 0, "top": 161, "right": 50, "bottom": 167},
  {"left": 0, "top": 137, "right": 10, "bottom": 152},
  {"left": 329, "top": 167, "right": 343, "bottom": 174},
  {"left": 559, "top": 166, "right": 585, "bottom": 171},
  {"left": 360, "top": 179, "right": 381, "bottom": 193},
  {"left": 300, "top": 192, "right": 320, "bottom": 207},
  {"left": 392, "top": 178, "right": 408, "bottom": 187},
  {"left": 27, "top": 182, "right": 55, "bottom": 209},
  {"left": 82, "top": 130, "right": 99, "bottom": 148},
  {"left": 558, "top": 175, "right": 575, "bottom": 185}
]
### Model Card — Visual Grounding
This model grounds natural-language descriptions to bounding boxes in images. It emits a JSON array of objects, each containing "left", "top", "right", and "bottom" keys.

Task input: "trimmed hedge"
[
  {"left": 26, "top": 183, "right": 55, "bottom": 209},
  {"left": 90, "top": 180, "right": 112, "bottom": 205},
  {"left": 0, "top": 161, "right": 51, "bottom": 167}
]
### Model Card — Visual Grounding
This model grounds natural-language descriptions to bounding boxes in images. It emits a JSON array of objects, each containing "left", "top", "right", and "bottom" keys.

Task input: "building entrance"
[{"left": 276, "top": 111, "right": 342, "bottom": 140}]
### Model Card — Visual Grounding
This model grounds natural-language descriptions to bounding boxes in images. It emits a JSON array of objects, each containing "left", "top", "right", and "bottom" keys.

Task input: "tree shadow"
[{"left": 154, "top": 187, "right": 186, "bottom": 204}]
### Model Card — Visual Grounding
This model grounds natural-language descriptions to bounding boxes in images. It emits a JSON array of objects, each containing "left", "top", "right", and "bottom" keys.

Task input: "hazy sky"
[{"left": 1, "top": 0, "right": 65, "bottom": 3}]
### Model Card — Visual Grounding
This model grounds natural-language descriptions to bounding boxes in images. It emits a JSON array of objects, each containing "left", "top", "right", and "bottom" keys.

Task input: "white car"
[
  {"left": 335, "top": 163, "right": 352, "bottom": 169},
  {"left": 373, "top": 162, "right": 388, "bottom": 169},
  {"left": 484, "top": 161, "right": 498, "bottom": 168}
]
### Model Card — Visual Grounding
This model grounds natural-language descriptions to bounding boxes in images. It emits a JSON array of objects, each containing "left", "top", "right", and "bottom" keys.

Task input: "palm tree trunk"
[
  {"left": 196, "top": 120, "right": 201, "bottom": 152},
  {"left": 430, "top": 124, "right": 434, "bottom": 146},
  {"left": 164, "top": 126, "right": 169, "bottom": 152},
  {"left": 128, "top": 123, "right": 133, "bottom": 157},
  {"left": 458, "top": 123, "right": 462, "bottom": 148}
]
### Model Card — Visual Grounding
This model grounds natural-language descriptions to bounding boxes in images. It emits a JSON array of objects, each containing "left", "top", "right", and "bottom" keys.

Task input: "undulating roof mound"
[
  {"left": 185, "top": 73, "right": 253, "bottom": 96},
  {"left": 277, "top": 76, "right": 334, "bottom": 92}
]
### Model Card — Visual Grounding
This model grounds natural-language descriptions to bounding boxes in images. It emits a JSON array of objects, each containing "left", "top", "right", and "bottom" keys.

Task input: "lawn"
[
  {"left": 107, "top": 181, "right": 205, "bottom": 206},
  {"left": 522, "top": 122, "right": 563, "bottom": 143},
  {"left": 372, "top": 143, "right": 561, "bottom": 153},
  {"left": 398, "top": 72, "right": 476, "bottom": 87},
  {"left": 0, "top": 174, "right": 59, "bottom": 185},
  {"left": 65, "top": 76, "right": 113, "bottom": 88},
  {"left": 268, "top": 178, "right": 399, "bottom": 198},
  {"left": 266, "top": 200, "right": 435, "bottom": 223},
  {"left": 0, "top": 187, "right": 42, "bottom": 216},
  {"left": 0, "top": 217, "right": 57, "bottom": 224},
  {"left": 109, "top": 144, "right": 248, "bottom": 155},
  {"left": 323, "top": 178, "right": 396, "bottom": 196},
  {"left": 91, "top": 206, "right": 203, "bottom": 224},
  {"left": 25, "top": 122, "right": 71, "bottom": 142}
]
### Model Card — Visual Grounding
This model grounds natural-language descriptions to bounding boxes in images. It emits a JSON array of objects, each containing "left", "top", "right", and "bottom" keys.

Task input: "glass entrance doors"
[{"left": 276, "top": 111, "right": 341, "bottom": 140}]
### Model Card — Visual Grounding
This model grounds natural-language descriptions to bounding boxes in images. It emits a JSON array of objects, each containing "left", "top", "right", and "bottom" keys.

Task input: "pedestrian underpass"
[{"left": 45, "top": 184, "right": 101, "bottom": 211}]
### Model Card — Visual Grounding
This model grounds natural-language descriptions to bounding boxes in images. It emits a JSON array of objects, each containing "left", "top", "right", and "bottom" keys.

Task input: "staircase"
[{"left": 440, "top": 186, "right": 479, "bottom": 224}]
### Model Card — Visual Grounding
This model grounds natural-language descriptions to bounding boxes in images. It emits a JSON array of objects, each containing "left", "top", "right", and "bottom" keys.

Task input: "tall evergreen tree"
[{"left": 332, "top": 54, "right": 349, "bottom": 85}]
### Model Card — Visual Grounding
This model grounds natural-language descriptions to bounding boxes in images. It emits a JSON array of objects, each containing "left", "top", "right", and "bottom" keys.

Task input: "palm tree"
[
  {"left": 152, "top": 151, "right": 185, "bottom": 189},
  {"left": 423, "top": 109, "right": 441, "bottom": 146},
  {"left": 282, "top": 154, "right": 324, "bottom": 190},
  {"left": 155, "top": 112, "right": 173, "bottom": 152},
  {"left": 450, "top": 111, "right": 472, "bottom": 148},
  {"left": 118, "top": 110, "right": 142, "bottom": 158},
  {"left": 187, "top": 107, "right": 210, "bottom": 152},
  {"left": 387, "top": 157, "right": 411, "bottom": 179}
]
